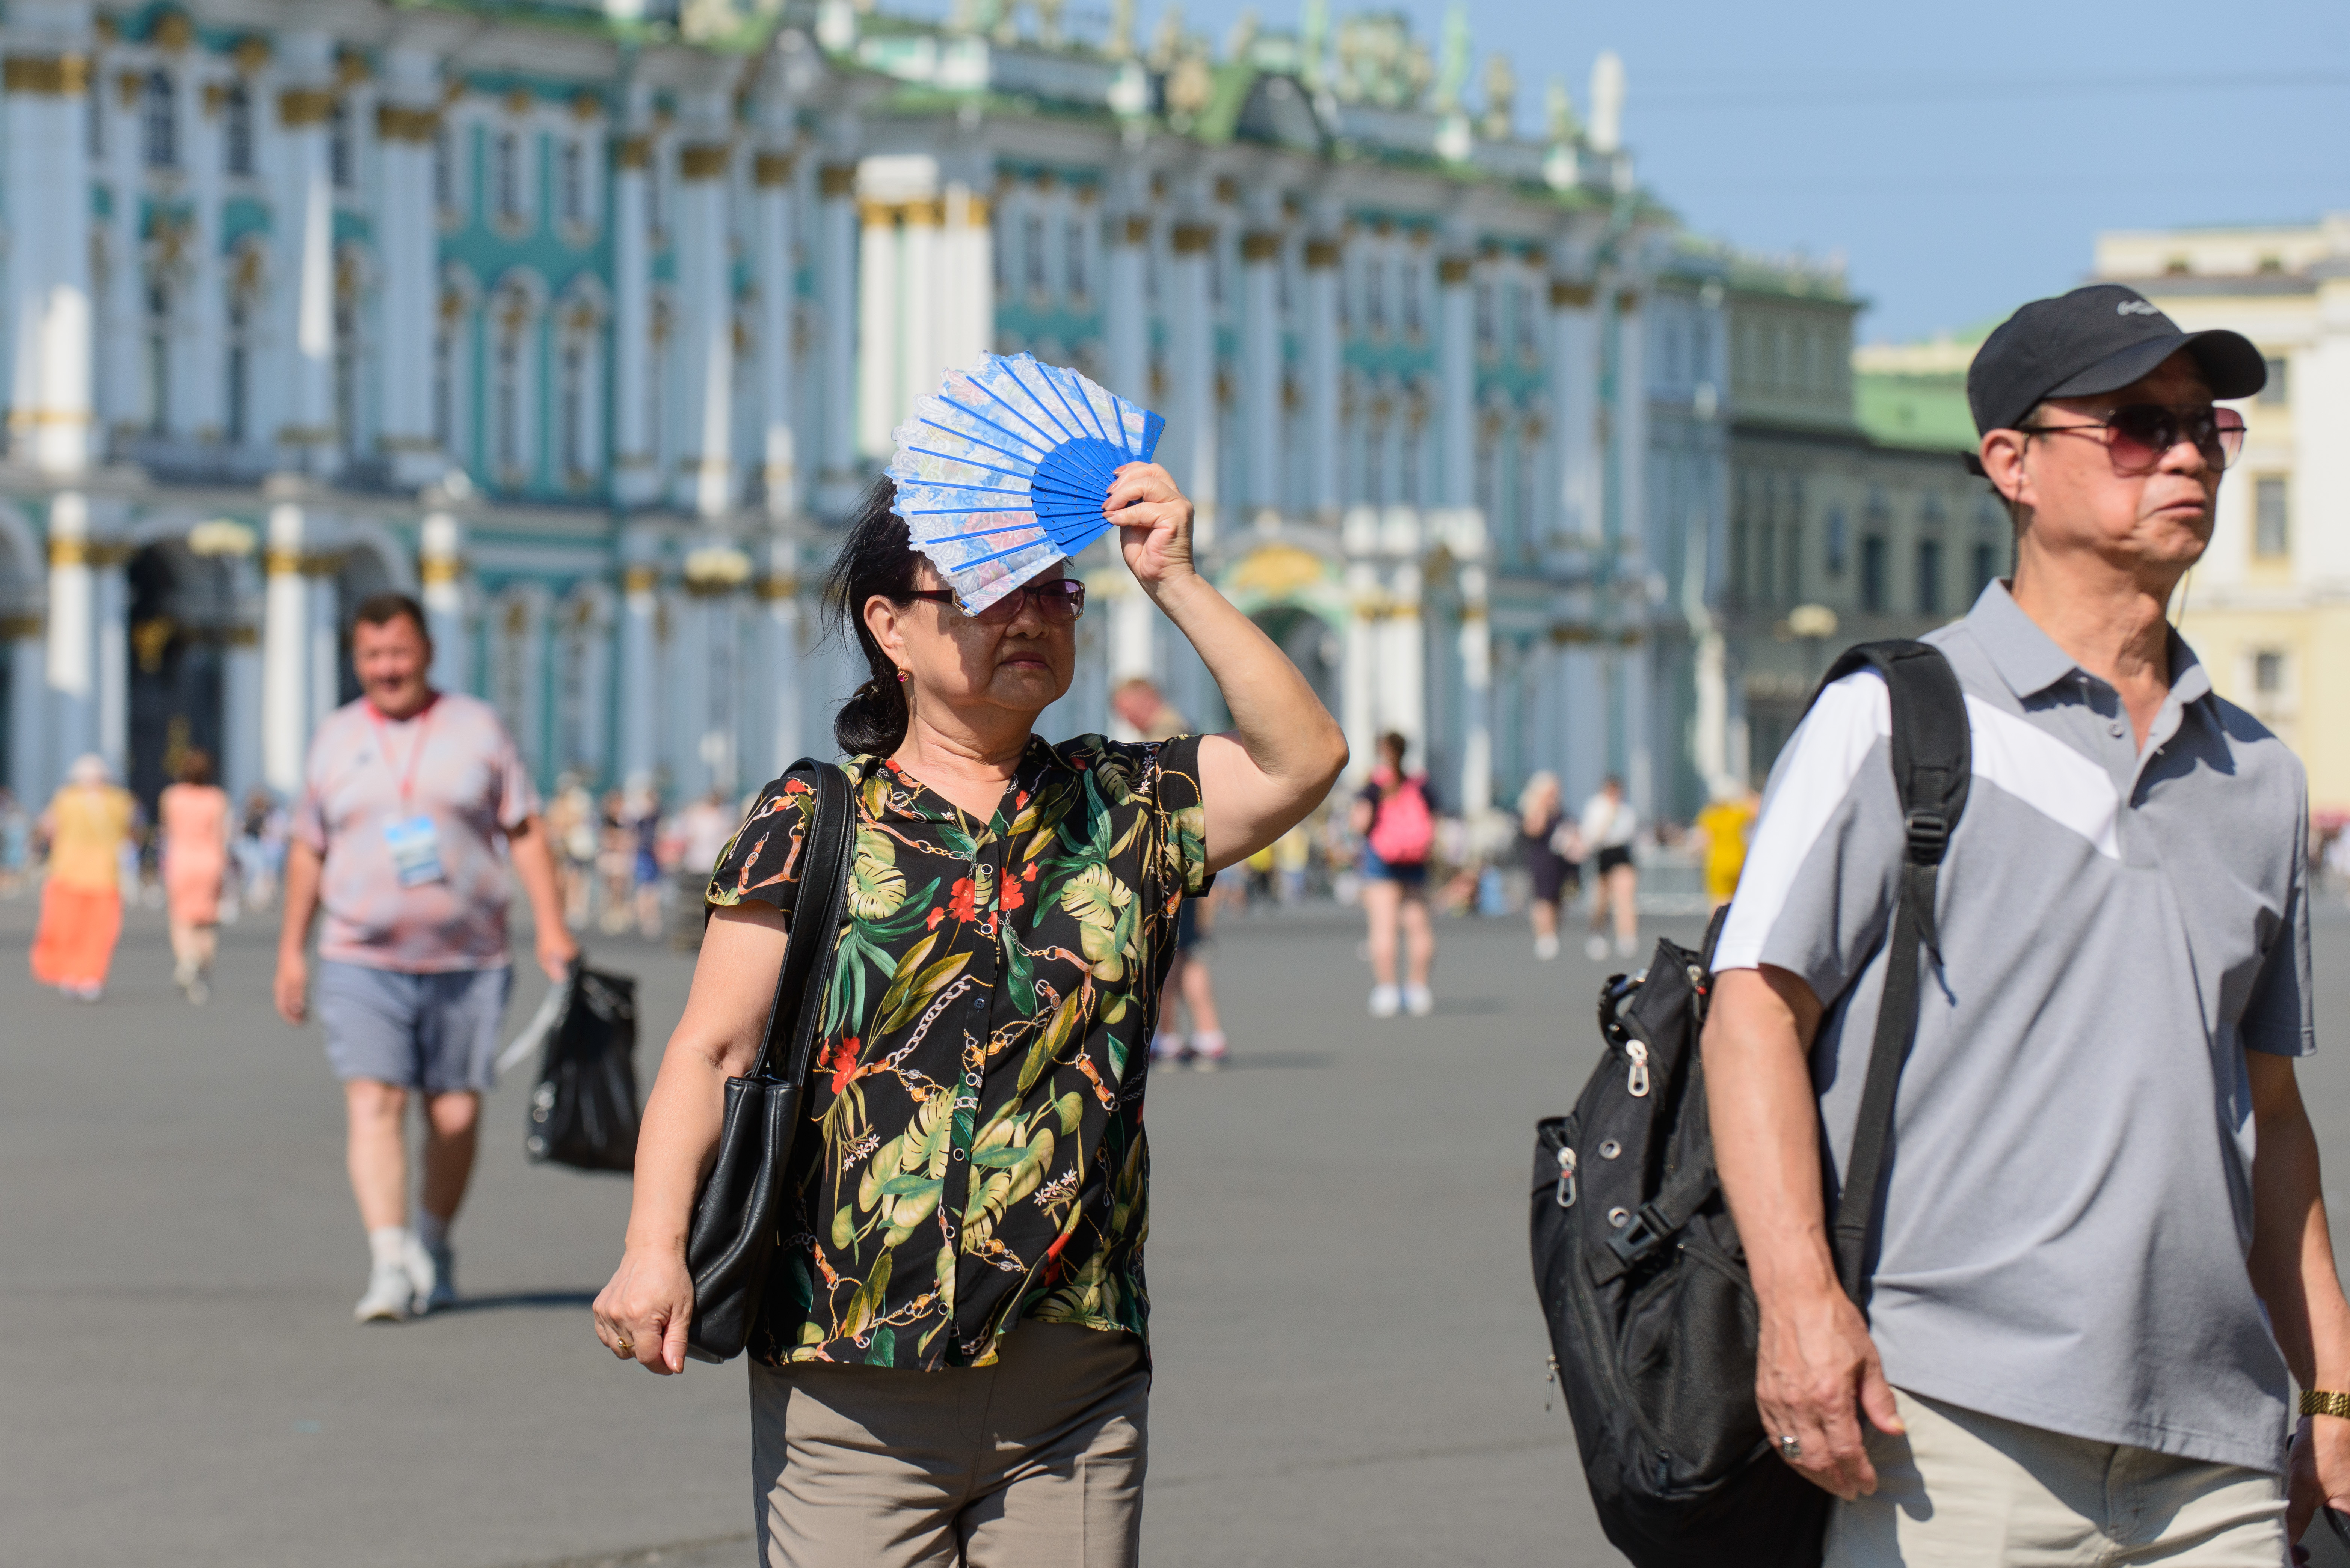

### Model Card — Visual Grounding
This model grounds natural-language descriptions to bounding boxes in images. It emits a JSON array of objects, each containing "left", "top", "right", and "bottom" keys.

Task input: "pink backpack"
[{"left": 1367, "top": 775, "right": 1435, "bottom": 865}]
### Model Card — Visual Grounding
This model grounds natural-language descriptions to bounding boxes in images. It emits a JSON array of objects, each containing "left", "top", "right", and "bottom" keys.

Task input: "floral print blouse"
[{"left": 705, "top": 734, "right": 1209, "bottom": 1370}]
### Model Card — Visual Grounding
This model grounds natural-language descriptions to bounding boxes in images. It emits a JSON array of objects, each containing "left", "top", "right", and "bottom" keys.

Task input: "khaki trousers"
[
  {"left": 1825, "top": 1389, "right": 2286, "bottom": 1567},
  {"left": 749, "top": 1323, "right": 1147, "bottom": 1568}
]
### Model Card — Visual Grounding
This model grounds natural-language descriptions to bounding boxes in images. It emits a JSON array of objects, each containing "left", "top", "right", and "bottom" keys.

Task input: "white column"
[
  {"left": 1167, "top": 221, "right": 1217, "bottom": 541},
  {"left": 44, "top": 492, "right": 95, "bottom": 767},
  {"left": 616, "top": 531, "right": 660, "bottom": 785},
  {"left": 261, "top": 501, "right": 311, "bottom": 793},
  {"left": 1104, "top": 213, "right": 1148, "bottom": 404},
  {"left": 307, "top": 545, "right": 341, "bottom": 733},
  {"left": 1382, "top": 559, "right": 1426, "bottom": 760},
  {"left": 1456, "top": 566, "right": 1491, "bottom": 816},
  {"left": 6, "top": 38, "right": 96, "bottom": 474},
  {"left": 897, "top": 197, "right": 940, "bottom": 438},
  {"left": 94, "top": 534, "right": 127, "bottom": 778},
  {"left": 1304, "top": 236, "right": 1342, "bottom": 522},
  {"left": 1550, "top": 278, "right": 1599, "bottom": 543},
  {"left": 275, "top": 38, "right": 338, "bottom": 475},
  {"left": 611, "top": 131, "right": 656, "bottom": 505},
  {"left": 420, "top": 510, "right": 468, "bottom": 690},
  {"left": 855, "top": 193, "right": 898, "bottom": 463},
  {"left": 220, "top": 561, "right": 262, "bottom": 804},
  {"left": 1612, "top": 284, "right": 1647, "bottom": 556},
  {"left": 1239, "top": 229, "right": 1282, "bottom": 520},
  {"left": 1437, "top": 255, "right": 1475, "bottom": 508},
  {"left": 672, "top": 139, "right": 734, "bottom": 517},
  {"left": 816, "top": 159, "right": 859, "bottom": 510},
  {"left": 753, "top": 149, "right": 800, "bottom": 520},
  {"left": 7, "top": 610, "right": 46, "bottom": 802},
  {"left": 177, "top": 74, "right": 226, "bottom": 443},
  {"left": 101, "top": 63, "right": 143, "bottom": 450},
  {"left": 939, "top": 182, "right": 992, "bottom": 379},
  {"left": 376, "top": 52, "right": 440, "bottom": 484},
  {"left": 757, "top": 541, "right": 805, "bottom": 775}
]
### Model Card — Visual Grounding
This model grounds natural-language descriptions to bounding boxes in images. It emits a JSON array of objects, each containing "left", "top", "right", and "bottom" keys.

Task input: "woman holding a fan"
[{"left": 593, "top": 446, "right": 1345, "bottom": 1564}]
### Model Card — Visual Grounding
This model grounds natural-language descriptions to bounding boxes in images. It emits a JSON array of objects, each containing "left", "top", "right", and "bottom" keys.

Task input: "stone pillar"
[
  {"left": 939, "top": 182, "right": 991, "bottom": 381},
  {"left": 94, "top": 535, "right": 128, "bottom": 778},
  {"left": 1437, "top": 255, "right": 1475, "bottom": 508},
  {"left": 275, "top": 35, "right": 338, "bottom": 475},
  {"left": 178, "top": 74, "right": 227, "bottom": 443},
  {"left": 1382, "top": 560, "right": 1426, "bottom": 764},
  {"left": 1167, "top": 221, "right": 1218, "bottom": 541},
  {"left": 101, "top": 65, "right": 144, "bottom": 450},
  {"left": 753, "top": 149, "right": 800, "bottom": 521},
  {"left": 376, "top": 51, "right": 441, "bottom": 484},
  {"left": 1303, "top": 236, "right": 1342, "bottom": 523},
  {"left": 420, "top": 510, "right": 467, "bottom": 691},
  {"left": 610, "top": 130, "right": 657, "bottom": 506},
  {"left": 855, "top": 191, "right": 899, "bottom": 464},
  {"left": 1456, "top": 565, "right": 1491, "bottom": 816},
  {"left": 1611, "top": 284, "right": 1646, "bottom": 556},
  {"left": 44, "top": 492, "right": 95, "bottom": 767},
  {"left": 261, "top": 499, "right": 311, "bottom": 794},
  {"left": 616, "top": 529, "right": 660, "bottom": 786},
  {"left": 6, "top": 608, "right": 46, "bottom": 803},
  {"left": 755, "top": 540, "right": 804, "bottom": 775},
  {"left": 815, "top": 160, "right": 859, "bottom": 511},
  {"left": 1239, "top": 230, "right": 1283, "bottom": 520},
  {"left": 1104, "top": 214, "right": 1149, "bottom": 404},
  {"left": 5, "top": 36, "right": 97, "bottom": 474},
  {"left": 1549, "top": 278, "right": 1599, "bottom": 543},
  {"left": 672, "top": 139, "right": 734, "bottom": 517}
]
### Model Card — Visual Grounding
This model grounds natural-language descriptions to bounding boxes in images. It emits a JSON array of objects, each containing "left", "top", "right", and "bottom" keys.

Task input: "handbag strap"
[
  {"left": 1802, "top": 641, "right": 1971, "bottom": 1306},
  {"left": 746, "top": 761, "right": 858, "bottom": 1085}
]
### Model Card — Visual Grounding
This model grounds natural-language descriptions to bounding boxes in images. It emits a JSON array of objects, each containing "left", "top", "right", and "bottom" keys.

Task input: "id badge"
[{"left": 383, "top": 814, "right": 445, "bottom": 887}]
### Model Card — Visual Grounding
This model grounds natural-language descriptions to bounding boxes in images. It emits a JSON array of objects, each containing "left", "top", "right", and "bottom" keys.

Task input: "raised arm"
[{"left": 1104, "top": 463, "right": 1348, "bottom": 872}]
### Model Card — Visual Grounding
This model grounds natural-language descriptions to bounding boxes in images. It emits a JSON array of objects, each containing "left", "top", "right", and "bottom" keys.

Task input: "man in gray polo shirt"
[{"left": 1703, "top": 284, "right": 2350, "bottom": 1564}]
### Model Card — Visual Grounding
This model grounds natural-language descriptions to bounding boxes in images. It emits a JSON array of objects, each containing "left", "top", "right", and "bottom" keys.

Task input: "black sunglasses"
[
  {"left": 2020, "top": 403, "right": 2246, "bottom": 475},
  {"left": 906, "top": 579, "right": 1087, "bottom": 626}
]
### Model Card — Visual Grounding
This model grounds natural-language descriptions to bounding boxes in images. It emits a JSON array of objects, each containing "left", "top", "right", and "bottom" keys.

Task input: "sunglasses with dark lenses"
[
  {"left": 2021, "top": 404, "right": 2246, "bottom": 475},
  {"left": 907, "top": 579, "right": 1087, "bottom": 626}
]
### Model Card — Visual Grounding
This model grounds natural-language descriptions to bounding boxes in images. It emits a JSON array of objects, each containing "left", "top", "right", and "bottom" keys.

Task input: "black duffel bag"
[
  {"left": 1529, "top": 640, "right": 1969, "bottom": 1568},
  {"left": 526, "top": 964, "right": 643, "bottom": 1173}
]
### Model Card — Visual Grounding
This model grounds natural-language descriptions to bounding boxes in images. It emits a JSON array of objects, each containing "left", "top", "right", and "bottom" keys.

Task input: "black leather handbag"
[{"left": 683, "top": 761, "right": 856, "bottom": 1364}]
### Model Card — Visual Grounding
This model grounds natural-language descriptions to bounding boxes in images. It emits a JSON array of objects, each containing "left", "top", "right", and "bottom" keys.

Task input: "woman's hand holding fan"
[{"left": 1104, "top": 462, "right": 1196, "bottom": 600}]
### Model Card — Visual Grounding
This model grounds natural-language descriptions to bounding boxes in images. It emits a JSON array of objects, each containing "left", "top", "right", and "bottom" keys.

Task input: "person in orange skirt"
[
  {"left": 160, "top": 748, "right": 232, "bottom": 1004},
  {"left": 31, "top": 754, "right": 137, "bottom": 1001}
]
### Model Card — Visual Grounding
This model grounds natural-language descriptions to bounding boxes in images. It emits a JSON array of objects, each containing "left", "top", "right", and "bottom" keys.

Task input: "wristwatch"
[{"left": 2300, "top": 1389, "right": 2350, "bottom": 1419}]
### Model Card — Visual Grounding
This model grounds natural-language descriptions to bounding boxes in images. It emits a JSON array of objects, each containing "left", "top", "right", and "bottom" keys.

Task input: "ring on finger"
[
  {"left": 615, "top": 1338, "right": 634, "bottom": 1358},
  {"left": 1776, "top": 1434, "right": 1802, "bottom": 1462}
]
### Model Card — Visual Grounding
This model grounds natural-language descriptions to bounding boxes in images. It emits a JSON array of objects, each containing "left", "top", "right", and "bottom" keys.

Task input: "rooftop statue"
[{"left": 1481, "top": 53, "right": 1516, "bottom": 142}]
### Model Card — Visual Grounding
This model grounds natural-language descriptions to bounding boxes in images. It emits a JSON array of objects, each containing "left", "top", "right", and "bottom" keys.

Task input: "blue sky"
[{"left": 965, "top": 0, "right": 2350, "bottom": 343}]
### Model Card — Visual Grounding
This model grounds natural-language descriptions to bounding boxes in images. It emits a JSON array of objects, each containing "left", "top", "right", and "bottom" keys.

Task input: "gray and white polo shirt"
[{"left": 1716, "top": 579, "right": 2313, "bottom": 1474}]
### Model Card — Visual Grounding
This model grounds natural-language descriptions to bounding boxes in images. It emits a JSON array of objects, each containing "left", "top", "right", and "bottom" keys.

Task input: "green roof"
[{"left": 1856, "top": 371, "right": 1975, "bottom": 453}]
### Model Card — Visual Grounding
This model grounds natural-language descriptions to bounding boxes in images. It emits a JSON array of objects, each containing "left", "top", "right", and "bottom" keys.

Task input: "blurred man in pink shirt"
[{"left": 275, "top": 593, "right": 577, "bottom": 1322}]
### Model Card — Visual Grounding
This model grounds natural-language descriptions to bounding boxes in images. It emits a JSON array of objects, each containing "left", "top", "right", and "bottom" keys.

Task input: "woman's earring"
[{"left": 897, "top": 671, "right": 908, "bottom": 683}]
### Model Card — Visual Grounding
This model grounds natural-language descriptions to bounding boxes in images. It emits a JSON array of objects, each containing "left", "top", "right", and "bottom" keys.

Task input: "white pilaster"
[
  {"left": 44, "top": 492, "right": 95, "bottom": 767},
  {"left": 672, "top": 136, "right": 734, "bottom": 516},
  {"left": 101, "top": 63, "right": 144, "bottom": 448},
  {"left": 1456, "top": 566, "right": 1491, "bottom": 816},
  {"left": 1550, "top": 278, "right": 1600, "bottom": 543},
  {"left": 1167, "top": 220, "right": 1217, "bottom": 540},
  {"left": 855, "top": 190, "right": 899, "bottom": 463},
  {"left": 420, "top": 509, "right": 468, "bottom": 690},
  {"left": 816, "top": 157, "right": 859, "bottom": 510},
  {"left": 220, "top": 561, "right": 262, "bottom": 804},
  {"left": 1304, "top": 236, "right": 1342, "bottom": 522},
  {"left": 616, "top": 529, "right": 660, "bottom": 784},
  {"left": 753, "top": 149, "right": 800, "bottom": 520},
  {"left": 1612, "top": 283, "right": 1647, "bottom": 555},
  {"left": 1239, "top": 229, "right": 1282, "bottom": 518},
  {"left": 1382, "top": 561, "right": 1426, "bottom": 762},
  {"left": 1104, "top": 213, "right": 1148, "bottom": 404},
  {"left": 177, "top": 71, "right": 226, "bottom": 443},
  {"left": 941, "top": 182, "right": 992, "bottom": 374},
  {"left": 6, "top": 26, "right": 97, "bottom": 475},
  {"left": 377, "top": 50, "right": 441, "bottom": 484},
  {"left": 611, "top": 125, "right": 656, "bottom": 506},
  {"left": 261, "top": 500, "right": 311, "bottom": 793},
  {"left": 756, "top": 541, "right": 805, "bottom": 776},
  {"left": 275, "top": 34, "right": 338, "bottom": 475},
  {"left": 1437, "top": 254, "right": 1475, "bottom": 508}
]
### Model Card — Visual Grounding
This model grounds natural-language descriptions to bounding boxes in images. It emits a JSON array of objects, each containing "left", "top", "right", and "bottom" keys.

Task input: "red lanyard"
[{"left": 366, "top": 695, "right": 438, "bottom": 812}]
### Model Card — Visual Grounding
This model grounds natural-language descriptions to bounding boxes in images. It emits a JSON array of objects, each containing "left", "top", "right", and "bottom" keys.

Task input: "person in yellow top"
[
  {"left": 31, "top": 754, "right": 140, "bottom": 1001},
  {"left": 1692, "top": 784, "right": 1760, "bottom": 913}
]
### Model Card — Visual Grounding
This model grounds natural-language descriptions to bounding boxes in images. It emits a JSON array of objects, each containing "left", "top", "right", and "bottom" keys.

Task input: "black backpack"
[{"left": 1528, "top": 641, "right": 1970, "bottom": 1568}]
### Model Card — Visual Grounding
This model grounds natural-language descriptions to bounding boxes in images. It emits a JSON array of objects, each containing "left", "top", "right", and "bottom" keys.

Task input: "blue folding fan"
[{"left": 886, "top": 353, "right": 1165, "bottom": 615}]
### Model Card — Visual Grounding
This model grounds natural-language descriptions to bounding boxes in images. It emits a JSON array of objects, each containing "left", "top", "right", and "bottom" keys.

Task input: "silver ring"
[{"left": 1777, "top": 1434, "right": 1802, "bottom": 1461}]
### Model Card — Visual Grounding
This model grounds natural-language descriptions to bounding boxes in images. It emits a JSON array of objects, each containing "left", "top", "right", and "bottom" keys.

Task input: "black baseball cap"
[{"left": 1966, "top": 283, "right": 2265, "bottom": 437}]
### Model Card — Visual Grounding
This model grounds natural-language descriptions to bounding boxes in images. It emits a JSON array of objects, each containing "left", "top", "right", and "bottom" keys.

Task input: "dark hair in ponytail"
[{"left": 825, "top": 479, "right": 921, "bottom": 757}]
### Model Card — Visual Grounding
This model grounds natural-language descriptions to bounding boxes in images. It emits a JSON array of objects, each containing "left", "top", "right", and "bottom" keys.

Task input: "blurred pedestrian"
[
  {"left": 0, "top": 787, "right": 29, "bottom": 897},
  {"left": 29, "top": 754, "right": 136, "bottom": 1000},
  {"left": 236, "top": 786, "right": 287, "bottom": 911},
  {"left": 1112, "top": 674, "right": 1184, "bottom": 742},
  {"left": 1154, "top": 874, "right": 1229, "bottom": 1068},
  {"left": 625, "top": 776, "right": 665, "bottom": 939},
  {"left": 546, "top": 770, "right": 598, "bottom": 930},
  {"left": 1518, "top": 771, "right": 1579, "bottom": 961},
  {"left": 596, "top": 787, "right": 635, "bottom": 934},
  {"left": 273, "top": 593, "right": 578, "bottom": 1323},
  {"left": 1579, "top": 775, "right": 1638, "bottom": 962},
  {"left": 593, "top": 469, "right": 1344, "bottom": 1565},
  {"left": 1691, "top": 782, "right": 1760, "bottom": 914},
  {"left": 158, "top": 748, "right": 232, "bottom": 1005},
  {"left": 1352, "top": 730, "right": 1436, "bottom": 1016},
  {"left": 1272, "top": 817, "right": 1311, "bottom": 904}
]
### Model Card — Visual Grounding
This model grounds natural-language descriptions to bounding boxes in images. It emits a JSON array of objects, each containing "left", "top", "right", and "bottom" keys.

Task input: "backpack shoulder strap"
[{"left": 1808, "top": 641, "right": 1970, "bottom": 1304}]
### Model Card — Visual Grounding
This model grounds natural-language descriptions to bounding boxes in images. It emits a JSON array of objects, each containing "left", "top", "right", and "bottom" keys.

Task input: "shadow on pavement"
[{"left": 437, "top": 1290, "right": 601, "bottom": 1315}]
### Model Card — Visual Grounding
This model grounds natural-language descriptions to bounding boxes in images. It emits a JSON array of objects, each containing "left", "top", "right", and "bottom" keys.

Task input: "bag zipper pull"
[
  {"left": 1555, "top": 1144, "right": 1577, "bottom": 1208},
  {"left": 1626, "top": 1040, "right": 1651, "bottom": 1098}
]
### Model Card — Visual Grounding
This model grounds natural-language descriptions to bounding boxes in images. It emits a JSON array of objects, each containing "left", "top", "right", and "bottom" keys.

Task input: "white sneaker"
[
  {"left": 186, "top": 973, "right": 210, "bottom": 1006},
  {"left": 355, "top": 1261, "right": 412, "bottom": 1322},
  {"left": 406, "top": 1237, "right": 455, "bottom": 1315},
  {"left": 1403, "top": 985, "right": 1435, "bottom": 1017},
  {"left": 1369, "top": 984, "right": 1401, "bottom": 1018},
  {"left": 1535, "top": 934, "right": 1560, "bottom": 962},
  {"left": 1584, "top": 933, "right": 1610, "bottom": 962},
  {"left": 1191, "top": 1031, "right": 1229, "bottom": 1070},
  {"left": 1615, "top": 934, "right": 1639, "bottom": 960}
]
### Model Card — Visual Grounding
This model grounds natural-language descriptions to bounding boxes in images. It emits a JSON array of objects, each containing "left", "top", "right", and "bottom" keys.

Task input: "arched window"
[
  {"left": 492, "top": 327, "right": 522, "bottom": 476},
  {"left": 558, "top": 341, "right": 585, "bottom": 476},
  {"left": 142, "top": 70, "right": 177, "bottom": 169},
  {"left": 223, "top": 83, "right": 253, "bottom": 176},
  {"left": 557, "top": 139, "right": 585, "bottom": 228},
  {"left": 493, "top": 130, "right": 523, "bottom": 225}
]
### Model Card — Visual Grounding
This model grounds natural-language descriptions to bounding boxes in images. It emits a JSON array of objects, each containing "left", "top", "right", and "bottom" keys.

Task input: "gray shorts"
[{"left": 317, "top": 960, "right": 515, "bottom": 1095}]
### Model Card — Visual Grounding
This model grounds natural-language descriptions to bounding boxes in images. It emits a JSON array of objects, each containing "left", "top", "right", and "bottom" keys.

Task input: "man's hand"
[
  {"left": 536, "top": 921, "right": 581, "bottom": 983},
  {"left": 273, "top": 949, "right": 309, "bottom": 1025},
  {"left": 2289, "top": 1416, "right": 2350, "bottom": 1559},
  {"left": 1105, "top": 462, "right": 1196, "bottom": 598},
  {"left": 1755, "top": 1281, "right": 1905, "bottom": 1500}
]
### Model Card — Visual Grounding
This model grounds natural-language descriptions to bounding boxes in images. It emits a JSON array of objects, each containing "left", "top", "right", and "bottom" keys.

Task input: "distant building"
[
  {"left": 2096, "top": 215, "right": 2350, "bottom": 817},
  {"left": 0, "top": 0, "right": 1731, "bottom": 832}
]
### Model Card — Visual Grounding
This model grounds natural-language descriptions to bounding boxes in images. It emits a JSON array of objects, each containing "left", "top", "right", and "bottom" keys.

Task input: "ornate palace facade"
[{"left": 0, "top": 0, "right": 1733, "bottom": 825}]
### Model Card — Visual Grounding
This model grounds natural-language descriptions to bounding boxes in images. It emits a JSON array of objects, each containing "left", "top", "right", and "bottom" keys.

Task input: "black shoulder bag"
[
  {"left": 1528, "top": 640, "right": 1970, "bottom": 1568},
  {"left": 683, "top": 761, "right": 856, "bottom": 1365}
]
